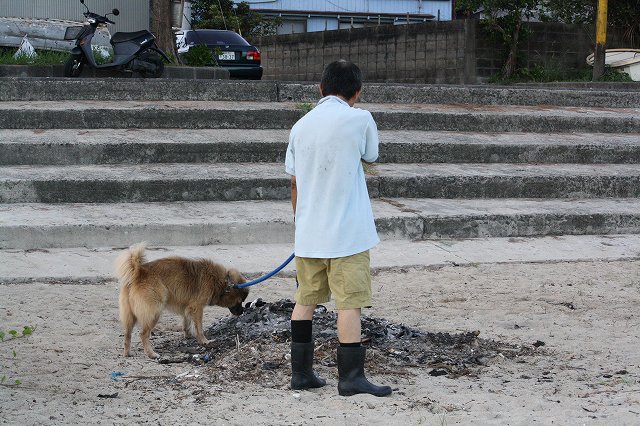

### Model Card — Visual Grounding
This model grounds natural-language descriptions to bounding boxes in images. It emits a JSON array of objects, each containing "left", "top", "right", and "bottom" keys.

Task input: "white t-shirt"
[{"left": 285, "top": 95, "right": 380, "bottom": 258}]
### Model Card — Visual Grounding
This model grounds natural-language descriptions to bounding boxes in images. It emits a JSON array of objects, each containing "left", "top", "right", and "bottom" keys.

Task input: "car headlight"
[{"left": 87, "top": 17, "right": 96, "bottom": 23}]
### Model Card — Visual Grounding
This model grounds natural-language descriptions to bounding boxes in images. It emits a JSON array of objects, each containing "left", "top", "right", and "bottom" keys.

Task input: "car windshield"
[{"left": 185, "top": 31, "right": 249, "bottom": 46}]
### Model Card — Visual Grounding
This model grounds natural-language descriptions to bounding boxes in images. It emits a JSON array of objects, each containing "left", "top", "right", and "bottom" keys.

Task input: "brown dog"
[{"left": 115, "top": 243, "right": 249, "bottom": 359}]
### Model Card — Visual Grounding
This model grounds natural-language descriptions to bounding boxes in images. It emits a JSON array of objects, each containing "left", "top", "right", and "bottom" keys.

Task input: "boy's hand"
[{"left": 362, "top": 161, "right": 378, "bottom": 176}]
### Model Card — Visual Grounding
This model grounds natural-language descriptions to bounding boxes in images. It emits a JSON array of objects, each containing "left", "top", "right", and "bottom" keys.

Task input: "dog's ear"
[{"left": 226, "top": 268, "right": 247, "bottom": 286}]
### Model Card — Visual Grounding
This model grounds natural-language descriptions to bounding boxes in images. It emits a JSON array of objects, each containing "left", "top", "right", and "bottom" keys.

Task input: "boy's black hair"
[{"left": 320, "top": 60, "right": 362, "bottom": 100}]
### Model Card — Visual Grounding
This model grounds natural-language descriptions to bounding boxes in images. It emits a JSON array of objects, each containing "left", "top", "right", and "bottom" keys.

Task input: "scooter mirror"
[
  {"left": 80, "top": 0, "right": 84, "bottom": 3},
  {"left": 112, "top": 8, "right": 120, "bottom": 16}
]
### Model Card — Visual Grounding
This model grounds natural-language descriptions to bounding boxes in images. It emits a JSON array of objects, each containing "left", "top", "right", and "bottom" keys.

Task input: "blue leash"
[{"left": 233, "top": 252, "right": 295, "bottom": 289}]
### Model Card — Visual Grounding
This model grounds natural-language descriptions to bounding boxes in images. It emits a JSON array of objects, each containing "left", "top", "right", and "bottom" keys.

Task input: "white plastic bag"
[{"left": 14, "top": 34, "right": 38, "bottom": 60}]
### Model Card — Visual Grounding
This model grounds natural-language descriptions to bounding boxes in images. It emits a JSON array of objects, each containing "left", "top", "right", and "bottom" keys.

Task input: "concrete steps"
[
  {"left": 1, "top": 234, "right": 639, "bottom": 285},
  {"left": 0, "top": 78, "right": 638, "bottom": 283},
  {"left": 2, "top": 78, "right": 640, "bottom": 108},
  {"left": 1, "top": 199, "right": 640, "bottom": 250},
  {"left": 1, "top": 101, "right": 639, "bottom": 133},
  {"left": 2, "top": 162, "right": 639, "bottom": 203},
  {"left": 2, "top": 129, "right": 639, "bottom": 165}
]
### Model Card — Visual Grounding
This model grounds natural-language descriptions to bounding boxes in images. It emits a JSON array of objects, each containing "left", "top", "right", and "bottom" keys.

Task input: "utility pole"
[
  {"left": 182, "top": 0, "right": 192, "bottom": 30},
  {"left": 592, "top": 0, "right": 608, "bottom": 80}
]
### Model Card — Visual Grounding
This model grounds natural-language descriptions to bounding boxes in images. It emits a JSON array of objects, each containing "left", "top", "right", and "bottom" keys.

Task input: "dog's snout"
[{"left": 229, "top": 304, "right": 244, "bottom": 316}]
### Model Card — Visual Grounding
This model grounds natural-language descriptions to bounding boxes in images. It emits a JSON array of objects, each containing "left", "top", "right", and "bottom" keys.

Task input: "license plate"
[{"left": 218, "top": 52, "right": 235, "bottom": 60}]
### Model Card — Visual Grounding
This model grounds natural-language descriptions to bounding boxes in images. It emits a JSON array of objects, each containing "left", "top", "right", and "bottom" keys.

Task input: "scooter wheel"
[
  {"left": 64, "top": 55, "right": 85, "bottom": 77},
  {"left": 139, "top": 52, "right": 164, "bottom": 78}
]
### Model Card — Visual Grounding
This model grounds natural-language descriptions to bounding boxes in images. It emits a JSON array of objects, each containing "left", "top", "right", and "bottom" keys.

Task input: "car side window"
[{"left": 185, "top": 31, "right": 198, "bottom": 45}]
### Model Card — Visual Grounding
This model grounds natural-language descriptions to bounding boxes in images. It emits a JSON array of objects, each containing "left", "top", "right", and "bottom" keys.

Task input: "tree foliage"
[
  {"left": 458, "top": 0, "right": 640, "bottom": 78},
  {"left": 191, "top": 0, "right": 280, "bottom": 37},
  {"left": 458, "top": 0, "right": 541, "bottom": 78},
  {"left": 542, "top": 0, "right": 640, "bottom": 46}
]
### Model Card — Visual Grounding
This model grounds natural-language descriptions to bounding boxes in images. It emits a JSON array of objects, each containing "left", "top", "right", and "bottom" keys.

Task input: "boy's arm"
[
  {"left": 285, "top": 131, "right": 296, "bottom": 215},
  {"left": 291, "top": 176, "right": 297, "bottom": 215},
  {"left": 362, "top": 115, "right": 379, "bottom": 163}
]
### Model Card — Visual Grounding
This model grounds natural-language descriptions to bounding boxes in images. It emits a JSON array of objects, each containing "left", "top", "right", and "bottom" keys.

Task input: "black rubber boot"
[
  {"left": 337, "top": 346, "right": 392, "bottom": 397},
  {"left": 291, "top": 342, "right": 326, "bottom": 390}
]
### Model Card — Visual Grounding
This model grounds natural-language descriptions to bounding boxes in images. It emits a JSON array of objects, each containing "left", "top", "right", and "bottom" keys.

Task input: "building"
[
  {"left": 238, "top": 0, "right": 454, "bottom": 34},
  {"left": 0, "top": 0, "right": 199, "bottom": 51},
  {"left": 0, "top": 0, "right": 155, "bottom": 33},
  {"left": 1, "top": 0, "right": 454, "bottom": 50}
]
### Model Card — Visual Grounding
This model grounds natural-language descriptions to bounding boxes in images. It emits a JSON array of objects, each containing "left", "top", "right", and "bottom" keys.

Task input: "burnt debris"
[{"left": 154, "top": 299, "right": 537, "bottom": 385}]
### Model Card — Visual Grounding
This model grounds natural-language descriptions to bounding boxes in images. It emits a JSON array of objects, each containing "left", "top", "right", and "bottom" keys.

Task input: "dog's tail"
[{"left": 114, "top": 242, "right": 147, "bottom": 288}]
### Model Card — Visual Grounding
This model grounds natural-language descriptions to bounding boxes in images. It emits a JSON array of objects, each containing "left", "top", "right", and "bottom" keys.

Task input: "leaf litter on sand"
[{"left": 153, "top": 299, "right": 538, "bottom": 387}]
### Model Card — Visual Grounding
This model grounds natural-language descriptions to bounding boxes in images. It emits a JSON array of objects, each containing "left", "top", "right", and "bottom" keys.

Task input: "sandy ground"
[{"left": 1, "top": 259, "right": 639, "bottom": 425}]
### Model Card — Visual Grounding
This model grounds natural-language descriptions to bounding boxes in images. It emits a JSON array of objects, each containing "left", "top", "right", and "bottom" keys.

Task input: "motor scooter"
[{"left": 64, "top": 0, "right": 170, "bottom": 78}]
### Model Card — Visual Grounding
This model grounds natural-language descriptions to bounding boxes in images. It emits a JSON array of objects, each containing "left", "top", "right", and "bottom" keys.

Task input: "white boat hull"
[{"left": 586, "top": 48, "right": 640, "bottom": 81}]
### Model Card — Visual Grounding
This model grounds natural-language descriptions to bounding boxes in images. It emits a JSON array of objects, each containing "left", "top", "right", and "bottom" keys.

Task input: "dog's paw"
[
  {"left": 145, "top": 351, "right": 160, "bottom": 359},
  {"left": 198, "top": 338, "right": 211, "bottom": 347}
]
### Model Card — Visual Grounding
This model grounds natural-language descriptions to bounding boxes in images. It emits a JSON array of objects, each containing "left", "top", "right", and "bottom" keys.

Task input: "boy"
[{"left": 284, "top": 60, "right": 392, "bottom": 397}]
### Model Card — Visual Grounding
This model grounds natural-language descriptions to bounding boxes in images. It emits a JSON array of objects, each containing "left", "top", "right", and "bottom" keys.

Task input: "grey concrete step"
[
  {"left": 2, "top": 78, "right": 640, "bottom": 108},
  {"left": 0, "top": 129, "right": 289, "bottom": 166},
  {"left": 2, "top": 129, "right": 639, "bottom": 166},
  {"left": 1, "top": 100, "right": 639, "bottom": 133},
  {"left": 2, "top": 234, "right": 639, "bottom": 285},
  {"left": 1, "top": 162, "right": 640, "bottom": 203},
  {"left": 0, "top": 65, "right": 230, "bottom": 80},
  {"left": 1, "top": 198, "right": 640, "bottom": 250}
]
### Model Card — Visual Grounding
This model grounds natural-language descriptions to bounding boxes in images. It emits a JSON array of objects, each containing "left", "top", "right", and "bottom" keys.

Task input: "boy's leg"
[
  {"left": 336, "top": 308, "right": 361, "bottom": 343},
  {"left": 329, "top": 251, "right": 392, "bottom": 397},
  {"left": 290, "top": 257, "right": 329, "bottom": 390},
  {"left": 292, "top": 303, "right": 316, "bottom": 321}
]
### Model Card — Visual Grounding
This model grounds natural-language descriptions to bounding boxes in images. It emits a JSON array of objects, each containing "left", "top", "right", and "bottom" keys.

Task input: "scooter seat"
[{"left": 111, "top": 30, "right": 153, "bottom": 44}]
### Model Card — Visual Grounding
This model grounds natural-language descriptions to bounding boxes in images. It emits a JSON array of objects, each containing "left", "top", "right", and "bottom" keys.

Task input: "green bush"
[
  {"left": 163, "top": 51, "right": 177, "bottom": 64},
  {"left": 181, "top": 44, "right": 216, "bottom": 67},
  {"left": 490, "top": 64, "right": 633, "bottom": 83},
  {"left": 92, "top": 46, "right": 113, "bottom": 65},
  {"left": 598, "top": 66, "right": 634, "bottom": 82}
]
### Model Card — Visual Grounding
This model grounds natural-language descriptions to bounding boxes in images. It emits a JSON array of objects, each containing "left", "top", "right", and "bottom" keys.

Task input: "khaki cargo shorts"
[{"left": 294, "top": 250, "right": 372, "bottom": 310}]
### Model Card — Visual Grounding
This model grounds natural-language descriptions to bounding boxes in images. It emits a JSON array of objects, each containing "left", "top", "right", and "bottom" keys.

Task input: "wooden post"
[{"left": 593, "top": 0, "right": 608, "bottom": 80}]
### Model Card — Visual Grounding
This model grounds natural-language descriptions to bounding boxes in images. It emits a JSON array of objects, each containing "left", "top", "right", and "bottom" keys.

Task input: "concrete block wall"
[
  {"left": 473, "top": 22, "right": 638, "bottom": 79},
  {"left": 252, "top": 20, "right": 639, "bottom": 84},
  {"left": 525, "top": 23, "right": 594, "bottom": 69},
  {"left": 252, "top": 20, "right": 473, "bottom": 84},
  {"left": 475, "top": 22, "right": 593, "bottom": 78}
]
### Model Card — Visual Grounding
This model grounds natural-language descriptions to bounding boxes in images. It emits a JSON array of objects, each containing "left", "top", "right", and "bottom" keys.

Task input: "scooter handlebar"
[{"left": 83, "top": 11, "right": 114, "bottom": 24}]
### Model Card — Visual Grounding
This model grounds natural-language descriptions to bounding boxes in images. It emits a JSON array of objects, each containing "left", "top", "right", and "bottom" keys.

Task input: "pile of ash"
[{"left": 159, "top": 299, "right": 536, "bottom": 386}]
